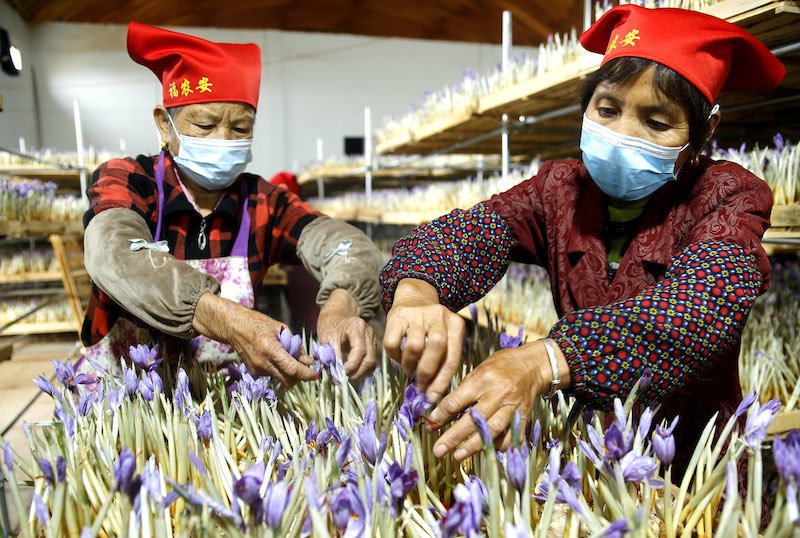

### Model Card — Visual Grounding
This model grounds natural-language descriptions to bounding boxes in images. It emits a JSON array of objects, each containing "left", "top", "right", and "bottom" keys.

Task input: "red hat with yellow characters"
[
  {"left": 580, "top": 5, "right": 785, "bottom": 104},
  {"left": 127, "top": 22, "right": 262, "bottom": 110}
]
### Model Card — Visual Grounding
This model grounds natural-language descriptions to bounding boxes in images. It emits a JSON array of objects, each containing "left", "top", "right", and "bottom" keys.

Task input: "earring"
[
  {"left": 691, "top": 154, "right": 700, "bottom": 166},
  {"left": 161, "top": 139, "right": 169, "bottom": 151}
]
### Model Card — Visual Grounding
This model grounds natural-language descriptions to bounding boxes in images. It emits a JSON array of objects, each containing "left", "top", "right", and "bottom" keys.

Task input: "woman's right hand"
[
  {"left": 383, "top": 279, "right": 465, "bottom": 404},
  {"left": 193, "top": 292, "right": 319, "bottom": 385}
]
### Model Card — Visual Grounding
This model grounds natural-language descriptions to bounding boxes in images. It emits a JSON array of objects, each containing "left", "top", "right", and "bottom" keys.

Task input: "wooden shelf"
[
  {"left": 0, "top": 272, "right": 64, "bottom": 284},
  {"left": 0, "top": 165, "right": 83, "bottom": 182},
  {"left": 315, "top": 208, "right": 445, "bottom": 225},
  {"left": 0, "top": 220, "right": 83, "bottom": 238},
  {"left": 376, "top": 0, "right": 800, "bottom": 157},
  {"left": 0, "top": 320, "right": 76, "bottom": 336}
]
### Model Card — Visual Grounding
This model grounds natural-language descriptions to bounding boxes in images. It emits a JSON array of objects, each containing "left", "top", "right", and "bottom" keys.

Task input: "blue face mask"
[
  {"left": 167, "top": 114, "right": 253, "bottom": 191},
  {"left": 580, "top": 115, "right": 689, "bottom": 201}
]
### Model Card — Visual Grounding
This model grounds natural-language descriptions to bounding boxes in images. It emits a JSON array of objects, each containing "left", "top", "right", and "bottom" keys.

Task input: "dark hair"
[{"left": 581, "top": 57, "right": 713, "bottom": 154}]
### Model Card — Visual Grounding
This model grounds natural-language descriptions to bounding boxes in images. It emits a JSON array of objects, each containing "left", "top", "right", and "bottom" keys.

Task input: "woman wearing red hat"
[
  {"left": 80, "top": 23, "right": 383, "bottom": 384},
  {"left": 380, "top": 5, "right": 786, "bottom": 474}
]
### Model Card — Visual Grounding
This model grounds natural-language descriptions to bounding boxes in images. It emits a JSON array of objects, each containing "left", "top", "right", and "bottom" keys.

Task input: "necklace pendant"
[{"left": 198, "top": 219, "right": 207, "bottom": 250}]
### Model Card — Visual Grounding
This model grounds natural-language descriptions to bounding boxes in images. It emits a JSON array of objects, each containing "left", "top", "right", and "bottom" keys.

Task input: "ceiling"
[{"left": 6, "top": 0, "right": 586, "bottom": 47}]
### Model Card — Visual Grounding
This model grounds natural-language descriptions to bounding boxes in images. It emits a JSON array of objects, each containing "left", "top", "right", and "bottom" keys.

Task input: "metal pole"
[
  {"left": 501, "top": 113, "right": 510, "bottom": 179},
  {"left": 476, "top": 154, "right": 484, "bottom": 190},
  {"left": 501, "top": 10, "right": 512, "bottom": 73},
  {"left": 364, "top": 106, "right": 373, "bottom": 202},
  {"left": 72, "top": 99, "right": 88, "bottom": 206}
]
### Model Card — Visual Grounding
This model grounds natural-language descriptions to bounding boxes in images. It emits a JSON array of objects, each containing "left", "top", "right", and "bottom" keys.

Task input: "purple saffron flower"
[
  {"left": 499, "top": 325, "right": 524, "bottom": 349},
  {"left": 51, "top": 359, "right": 88, "bottom": 392},
  {"left": 3, "top": 441, "right": 13, "bottom": 471},
  {"left": 637, "top": 406, "right": 654, "bottom": 440},
  {"left": 652, "top": 416, "right": 679, "bottom": 466},
  {"left": 313, "top": 341, "right": 337, "bottom": 369},
  {"left": 774, "top": 430, "right": 800, "bottom": 486},
  {"left": 724, "top": 461, "right": 738, "bottom": 501},
  {"left": 329, "top": 358, "right": 347, "bottom": 385},
  {"left": 263, "top": 481, "right": 290, "bottom": 530},
  {"left": 396, "top": 384, "right": 433, "bottom": 431},
  {"left": 33, "top": 493, "right": 49, "bottom": 529},
  {"left": 108, "top": 388, "right": 125, "bottom": 413},
  {"left": 532, "top": 419, "right": 541, "bottom": 447},
  {"left": 124, "top": 367, "right": 139, "bottom": 397},
  {"left": 356, "top": 400, "right": 388, "bottom": 465},
  {"left": 193, "top": 411, "right": 213, "bottom": 441},
  {"left": 505, "top": 445, "right": 529, "bottom": 492},
  {"left": 174, "top": 368, "right": 190, "bottom": 414},
  {"left": 604, "top": 422, "right": 634, "bottom": 461},
  {"left": 336, "top": 436, "right": 352, "bottom": 471},
  {"left": 129, "top": 343, "right": 162, "bottom": 372},
  {"left": 305, "top": 420, "right": 319, "bottom": 447},
  {"left": 234, "top": 460, "right": 265, "bottom": 507},
  {"left": 113, "top": 449, "right": 140, "bottom": 499},
  {"left": 638, "top": 367, "right": 653, "bottom": 393},
  {"left": 330, "top": 486, "right": 353, "bottom": 530},
  {"left": 277, "top": 326, "right": 302, "bottom": 358},
  {"left": 597, "top": 519, "right": 629, "bottom": 538},
  {"left": 53, "top": 407, "right": 75, "bottom": 438},
  {"left": 33, "top": 376, "right": 57, "bottom": 398},
  {"left": 735, "top": 390, "right": 758, "bottom": 418},
  {"left": 77, "top": 391, "right": 94, "bottom": 417},
  {"left": 469, "top": 407, "right": 492, "bottom": 447},
  {"left": 385, "top": 461, "right": 418, "bottom": 516},
  {"left": 147, "top": 370, "right": 163, "bottom": 394},
  {"left": 138, "top": 376, "right": 155, "bottom": 401},
  {"left": 744, "top": 399, "right": 782, "bottom": 449},
  {"left": 619, "top": 452, "right": 659, "bottom": 483},
  {"left": 443, "top": 476, "right": 487, "bottom": 538},
  {"left": 140, "top": 456, "right": 163, "bottom": 505}
]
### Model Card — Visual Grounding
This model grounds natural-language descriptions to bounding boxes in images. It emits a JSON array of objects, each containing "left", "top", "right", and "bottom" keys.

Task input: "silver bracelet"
[{"left": 542, "top": 338, "right": 561, "bottom": 399}]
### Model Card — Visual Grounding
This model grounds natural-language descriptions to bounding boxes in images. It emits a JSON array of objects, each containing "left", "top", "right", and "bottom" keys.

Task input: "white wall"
[
  {"left": 0, "top": 6, "right": 526, "bottom": 177},
  {"left": 0, "top": 0, "right": 37, "bottom": 151}
]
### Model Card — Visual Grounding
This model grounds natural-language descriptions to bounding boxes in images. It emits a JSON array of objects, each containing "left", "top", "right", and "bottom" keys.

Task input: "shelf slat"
[
  {"left": 0, "top": 321, "right": 77, "bottom": 336},
  {"left": 0, "top": 220, "right": 84, "bottom": 238},
  {"left": 0, "top": 271, "right": 64, "bottom": 284}
]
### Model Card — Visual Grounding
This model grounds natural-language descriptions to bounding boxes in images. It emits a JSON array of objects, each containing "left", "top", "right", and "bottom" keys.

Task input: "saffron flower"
[
  {"left": 124, "top": 367, "right": 139, "bottom": 397},
  {"left": 38, "top": 456, "right": 66, "bottom": 485},
  {"left": 498, "top": 325, "right": 524, "bottom": 349},
  {"left": 396, "top": 384, "right": 432, "bottom": 431},
  {"left": 263, "top": 480, "right": 290, "bottom": 529},
  {"left": 113, "top": 448, "right": 141, "bottom": 499},
  {"left": 735, "top": 390, "right": 758, "bottom": 418},
  {"left": 469, "top": 407, "right": 492, "bottom": 447},
  {"left": 505, "top": 445, "right": 529, "bottom": 492},
  {"left": 129, "top": 343, "right": 162, "bottom": 372},
  {"left": 652, "top": 416, "right": 679, "bottom": 466},
  {"left": 356, "top": 400, "right": 388, "bottom": 465},
  {"left": 442, "top": 476, "right": 487, "bottom": 538},
  {"left": 193, "top": 410, "right": 213, "bottom": 441},
  {"left": 33, "top": 493, "right": 49, "bottom": 529},
  {"left": 51, "top": 359, "right": 88, "bottom": 392},
  {"left": 3, "top": 441, "right": 12, "bottom": 471},
  {"left": 234, "top": 460, "right": 265, "bottom": 507},
  {"left": 774, "top": 430, "right": 800, "bottom": 524},
  {"left": 743, "top": 398, "right": 781, "bottom": 449},
  {"left": 597, "top": 519, "right": 629, "bottom": 538},
  {"left": 278, "top": 326, "right": 302, "bottom": 358},
  {"left": 33, "top": 375, "right": 57, "bottom": 398}
]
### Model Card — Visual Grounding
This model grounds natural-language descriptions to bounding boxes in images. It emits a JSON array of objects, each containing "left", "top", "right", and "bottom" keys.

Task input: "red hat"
[
  {"left": 127, "top": 22, "right": 262, "bottom": 110},
  {"left": 270, "top": 171, "right": 301, "bottom": 196},
  {"left": 580, "top": 5, "right": 785, "bottom": 104}
]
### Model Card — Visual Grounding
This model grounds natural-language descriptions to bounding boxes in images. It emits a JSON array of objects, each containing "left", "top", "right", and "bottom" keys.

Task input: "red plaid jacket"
[{"left": 81, "top": 153, "right": 320, "bottom": 346}]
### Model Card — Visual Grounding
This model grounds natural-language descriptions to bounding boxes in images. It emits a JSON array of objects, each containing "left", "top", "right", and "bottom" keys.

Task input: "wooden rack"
[{"left": 376, "top": 0, "right": 800, "bottom": 158}]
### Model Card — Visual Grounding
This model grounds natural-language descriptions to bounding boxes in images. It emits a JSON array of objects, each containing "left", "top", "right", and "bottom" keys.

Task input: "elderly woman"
[
  {"left": 380, "top": 5, "right": 785, "bottom": 473},
  {"left": 82, "top": 22, "right": 382, "bottom": 384}
]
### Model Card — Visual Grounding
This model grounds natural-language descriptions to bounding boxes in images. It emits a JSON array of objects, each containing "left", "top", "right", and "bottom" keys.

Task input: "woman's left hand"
[
  {"left": 427, "top": 340, "right": 562, "bottom": 461},
  {"left": 316, "top": 289, "right": 378, "bottom": 380}
]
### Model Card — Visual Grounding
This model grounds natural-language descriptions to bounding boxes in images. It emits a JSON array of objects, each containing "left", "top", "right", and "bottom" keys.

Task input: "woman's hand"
[
  {"left": 427, "top": 339, "right": 570, "bottom": 461},
  {"left": 193, "top": 292, "right": 319, "bottom": 385},
  {"left": 383, "top": 279, "right": 466, "bottom": 404},
  {"left": 316, "top": 289, "right": 377, "bottom": 380}
]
